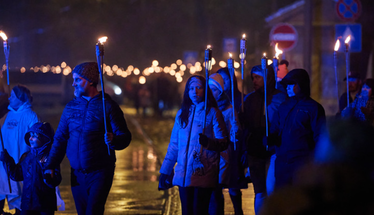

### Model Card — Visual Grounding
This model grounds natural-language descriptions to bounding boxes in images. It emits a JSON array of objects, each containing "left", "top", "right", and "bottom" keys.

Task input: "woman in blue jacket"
[{"left": 159, "top": 75, "right": 228, "bottom": 215}]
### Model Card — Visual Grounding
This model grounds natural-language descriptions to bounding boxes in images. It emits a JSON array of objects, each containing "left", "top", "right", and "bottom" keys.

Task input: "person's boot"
[
  {"left": 230, "top": 193, "right": 244, "bottom": 215},
  {"left": 13, "top": 208, "right": 21, "bottom": 215},
  {"left": 0, "top": 199, "right": 5, "bottom": 215}
]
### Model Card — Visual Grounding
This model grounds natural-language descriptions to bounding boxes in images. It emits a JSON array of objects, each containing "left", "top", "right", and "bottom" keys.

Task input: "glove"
[
  {"left": 158, "top": 173, "right": 173, "bottom": 190},
  {"left": 0, "top": 149, "right": 13, "bottom": 164},
  {"left": 199, "top": 133, "right": 208, "bottom": 147},
  {"left": 43, "top": 173, "right": 55, "bottom": 188}
]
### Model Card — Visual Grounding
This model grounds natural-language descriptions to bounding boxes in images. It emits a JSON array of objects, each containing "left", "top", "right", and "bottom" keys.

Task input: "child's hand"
[
  {"left": 43, "top": 169, "right": 54, "bottom": 178},
  {"left": 0, "top": 149, "right": 13, "bottom": 164},
  {"left": 43, "top": 170, "right": 55, "bottom": 188}
]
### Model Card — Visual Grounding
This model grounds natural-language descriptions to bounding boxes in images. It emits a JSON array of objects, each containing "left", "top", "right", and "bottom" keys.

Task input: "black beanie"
[
  {"left": 13, "top": 84, "right": 32, "bottom": 103},
  {"left": 72, "top": 62, "right": 99, "bottom": 84}
]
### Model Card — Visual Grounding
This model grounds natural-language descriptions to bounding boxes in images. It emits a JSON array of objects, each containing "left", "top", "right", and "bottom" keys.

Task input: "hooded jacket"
[
  {"left": 242, "top": 65, "right": 287, "bottom": 158},
  {"left": 45, "top": 93, "right": 132, "bottom": 171},
  {"left": 3, "top": 122, "right": 61, "bottom": 212},
  {"left": 270, "top": 69, "right": 326, "bottom": 188},
  {"left": 0, "top": 102, "right": 40, "bottom": 207},
  {"left": 160, "top": 102, "right": 228, "bottom": 188},
  {"left": 209, "top": 73, "right": 247, "bottom": 188}
]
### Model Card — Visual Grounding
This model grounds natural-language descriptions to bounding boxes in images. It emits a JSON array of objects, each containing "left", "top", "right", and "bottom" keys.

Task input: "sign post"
[
  {"left": 335, "top": 24, "right": 361, "bottom": 53},
  {"left": 336, "top": 0, "right": 362, "bottom": 22}
]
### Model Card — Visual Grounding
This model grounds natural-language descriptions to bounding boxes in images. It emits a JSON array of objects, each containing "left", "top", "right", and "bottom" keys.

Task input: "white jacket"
[
  {"left": 160, "top": 102, "right": 227, "bottom": 188},
  {"left": 0, "top": 103, "right": 39, "bottom": 209}
]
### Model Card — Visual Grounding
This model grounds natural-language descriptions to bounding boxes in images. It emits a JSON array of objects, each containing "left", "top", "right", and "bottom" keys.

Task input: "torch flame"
[
  {"left": 0, "top": 31, "right": 7, "bottom": 41},
  {"left": 229, "top": 53, "right": 232, "bottom": 58},
  {"left": 334, "top": 39, "right": 340, "bottom": 51},
  {"left": 98, "top": 36, "right": 108, "bottom": 44},
  {"left": 345, "top": 35, "right": 351, "bottom": 44},
  {"left": 263, "top": 53, "right": 266, "bottom": 57},
  {"left": 207, "top": 45, "right": 211, "bottom": 49},
  {"left": 275, "top": 43, "right": 283, "bottom": 58},
  {"left": 242, "top": 34, "right": 246, "bottom": 39}
]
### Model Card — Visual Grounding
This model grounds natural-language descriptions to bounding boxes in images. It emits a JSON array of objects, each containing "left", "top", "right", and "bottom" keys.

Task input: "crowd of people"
[
  {"left": 0, "top": 58, "right": 374, "bottom": 215},
  {"left": 159, "top": 59, "right": 374, "bottom": 215}
]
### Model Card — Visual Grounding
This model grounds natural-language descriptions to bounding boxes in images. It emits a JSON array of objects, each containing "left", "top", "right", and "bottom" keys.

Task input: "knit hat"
[
  {"left": 12, "top": 84, "right": 32, "bottom": 103},
  {"left": 251, "top": 65, "right": 265, "bottom": 78},
  {"left": 209, "top": 73, "right": 224, "bottom": 94},
  {"left": 343, "top": 71, "right": 360, "bottom": 81},
  {"left": 72, "top": 62, "right": 99, "bottom": 84}
]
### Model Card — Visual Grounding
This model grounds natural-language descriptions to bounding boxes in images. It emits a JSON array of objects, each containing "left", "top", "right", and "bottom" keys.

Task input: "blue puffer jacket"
[
  {"left": 45, "top": 93, "right": 131, "bottom": 171},
  {"left": 160, "top": 102, "right": 228, "bottom": 188}
]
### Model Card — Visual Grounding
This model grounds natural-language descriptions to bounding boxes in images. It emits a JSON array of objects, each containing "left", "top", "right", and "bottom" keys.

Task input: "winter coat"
[
  {"left": 341, "top": 94, "right": 374, "bottom": 124},
  {"left": 270, "top": 69, "right": 326, "bottom": 188},
  {"left": 219, "top": 103, "right": 247, "bottom": 189},
  {"left": 0, "top": 102, "right": 39, "bottom": 202},
  {"left": 45, "top": 93, "right": 132, "bottom": 171},
  {"left": 339, "top": 92, "right": 355, "bottom": 113},
  {"left": 160, "top": 102, "right": 228, "bottom": 188},
  {"left": 3, "top": 122, "right": 61, "bottom": 212},
  {"left": 242, "top": 66, "right": 287, "bottom": 159}
]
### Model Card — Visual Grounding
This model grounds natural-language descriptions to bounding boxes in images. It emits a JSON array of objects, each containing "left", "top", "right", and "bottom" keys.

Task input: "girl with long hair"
[{"left": 159, "top": 75, "right": 228, "bottom": 215}]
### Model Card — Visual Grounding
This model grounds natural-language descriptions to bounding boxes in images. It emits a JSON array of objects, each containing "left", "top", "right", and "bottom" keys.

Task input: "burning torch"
[
  {"left": 0, "top": 30, "right": 12, "bottom": 193},
  {"left": 344, "top": 35, "right": 351, "bottom": 108},
  {"left": 261, "top": 53, "right": 269, "bottom": 137},
  {"left": 227, "top": 53, "right": 236, "bottom": 150},
  {"left": 95, "top": 36, "right": 110, "bottom": 156},
  {"left": 200, "top": 45, "right": 212, "bottom": 154},
  {"left": 0, "top": 31, "right": 10, "bottom": 94},
  {"left": 334, "top": 39, "right": 340, "bottom": 108},
  {"left": 203, "top": 45, "right": 212, "bottom": 133},
  {"left": 239, "top": 34, "right": 247, "bottom": 113},
  {"left": 273, "top": 43, "right": 283, "bottom": 89}
]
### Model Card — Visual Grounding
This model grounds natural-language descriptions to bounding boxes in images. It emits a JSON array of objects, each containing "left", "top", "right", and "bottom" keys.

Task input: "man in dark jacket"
[
  {"left": 44, "top": 62, "right": 132, "bottom": 215},
  {"left": 269, "top": 68, "right": 326, "bottom": 190},
  {"left": 241, "top": 65, "right": 286, "bottom": 214},
  {"left": 338, "top": 71, "right": 362, "bottom": 114}
]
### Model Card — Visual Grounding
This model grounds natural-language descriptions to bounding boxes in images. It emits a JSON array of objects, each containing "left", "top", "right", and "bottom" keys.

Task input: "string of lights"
[{"left": 3, "top": 57, "right": 245, "bottom": 85}]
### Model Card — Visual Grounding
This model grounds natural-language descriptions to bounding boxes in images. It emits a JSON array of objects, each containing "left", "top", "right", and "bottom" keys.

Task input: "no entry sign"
[
  {"left": 336, "top": 0, "right": 361, "bottom": 22},
  {"left": 269, "top": 23, "right": 298, "bottom": 52}
]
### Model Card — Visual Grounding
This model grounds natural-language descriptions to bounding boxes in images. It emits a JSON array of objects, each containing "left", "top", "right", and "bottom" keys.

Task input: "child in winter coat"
[{"left": 0, "top": 122, "right": 61, "bottom": 215}]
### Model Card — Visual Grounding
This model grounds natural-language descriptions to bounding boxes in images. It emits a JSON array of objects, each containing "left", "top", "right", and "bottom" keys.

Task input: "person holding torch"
[
  {"left": 241, "top": 64, "right": 286, "bottom": 214},
  {"left": 44, "top": 62, "right": 132, "bottom": 215},
  {"left": 159, "top": 75, "right": 228, "bottom": 215}
]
